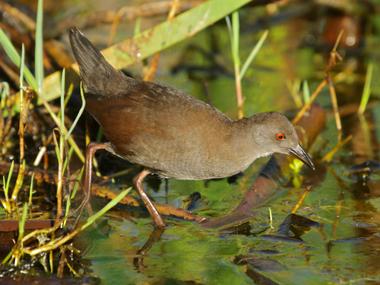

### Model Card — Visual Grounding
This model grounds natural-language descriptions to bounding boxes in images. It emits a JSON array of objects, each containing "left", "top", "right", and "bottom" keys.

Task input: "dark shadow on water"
[{"left": 133, "top": 227, "right": 165, "bottom": 272}]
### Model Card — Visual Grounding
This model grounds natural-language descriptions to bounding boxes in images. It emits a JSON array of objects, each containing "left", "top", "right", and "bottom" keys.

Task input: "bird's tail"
[{"left": 69, "top": 27, "right": 128, "bottom": 96}]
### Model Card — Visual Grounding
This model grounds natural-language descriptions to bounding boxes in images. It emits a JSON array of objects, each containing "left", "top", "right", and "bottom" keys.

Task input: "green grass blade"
[
  {"left": 70, "top": 167, "right": 84, "bottom": 200},
  {"left": 358, "top": 62, "right": 373, "bottom": 115},
  {"left": 0, "top": 29, "right": 37, "bottom": 90},
  {"left": 240, "top": 30, "right": 268, "bottom": 80},
  {"left": 39, "top": 93, "right": 85, "bottom": 162},
  {"left": 66, "top": 82, "right": 86, "bottom": 140},
  {"left": 225, "top": 16, "right": 232, "bottom": 41},
  {"left": 231, "top": 11, "right": 240, "bottom": 67},
  {"left": 4, "top": 160, "right": 15, "bottom": 201},
  {"left": 302, "top": 80, "right": 310, "bottom": 104},
  {"left": 19, "top": 44, "right": 25, "bottom": 90},
  {"left": 28, "top": 174, "right": 35, "bottom": 207},
  {"left": 35, "top": 0, "right": 44, "bottom": 94},
  {"left": 62, "top": 146, "right": 74, "bottom": 175},
  {"left": 81, "top": 188, "right": 132, "bottom": 230},
  {"left": 60, "top": 69, "right": 65, "bottom": 130}
]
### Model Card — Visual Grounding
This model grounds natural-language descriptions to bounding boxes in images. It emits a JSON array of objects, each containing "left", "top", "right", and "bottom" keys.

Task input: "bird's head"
[{"left": 250, "top": 112, "right": 315, "bottom": 170}]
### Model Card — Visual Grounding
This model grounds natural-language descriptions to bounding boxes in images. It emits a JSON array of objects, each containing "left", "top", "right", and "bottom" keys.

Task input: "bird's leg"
[
  {"left": 133, "top": 227, "right": 164, "bottom": 271},
  {"left": 134, "top": 170, "right": 166, "bottom": 228},
  {"left": 74, "top": 142, "right": 112, "bottom": 221}
]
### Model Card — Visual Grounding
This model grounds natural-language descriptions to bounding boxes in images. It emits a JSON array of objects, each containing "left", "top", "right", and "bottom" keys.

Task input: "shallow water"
[{"left": 5, "top": 0, "right": 380, "bottom": 284}]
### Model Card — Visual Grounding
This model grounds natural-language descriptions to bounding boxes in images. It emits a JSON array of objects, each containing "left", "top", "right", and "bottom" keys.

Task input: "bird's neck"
[{"left": 230, "top": 117, "right": 272, "bottom": 161}]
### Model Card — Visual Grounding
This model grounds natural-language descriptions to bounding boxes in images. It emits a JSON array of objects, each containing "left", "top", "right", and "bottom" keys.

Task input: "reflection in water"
[
  {"left": 133, "top": 227, "right": 165, "bottom": 272},
  {"left": 350, "top": 160, "right": 380, "bottom": 280},
  {"left": 235, "top": 255, "right": 283, "bottom": 285},
  {"left": 340, "top": 59, "right": 380, "bottom": 284}
]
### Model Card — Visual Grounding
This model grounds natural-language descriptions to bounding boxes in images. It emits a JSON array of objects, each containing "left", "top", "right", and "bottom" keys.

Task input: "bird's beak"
[{"left": 289, "top": 144, "right": 315, "bottom": 170}]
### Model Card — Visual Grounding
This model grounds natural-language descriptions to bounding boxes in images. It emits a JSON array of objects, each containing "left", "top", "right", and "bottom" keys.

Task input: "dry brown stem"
[{"left": 143, "top": 0, "right": 180, "bottom": 81}]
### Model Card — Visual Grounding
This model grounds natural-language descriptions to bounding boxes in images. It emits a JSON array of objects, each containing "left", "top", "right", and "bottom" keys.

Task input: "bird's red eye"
[{"left": 275, "top": 133, "right": 286, "bottom": 141}]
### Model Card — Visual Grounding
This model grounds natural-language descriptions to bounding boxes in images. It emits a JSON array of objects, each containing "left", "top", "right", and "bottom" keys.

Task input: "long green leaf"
[
  {"left": 42, "top": 0, "right": 253, "bottom": 102},
  {"left": 231, "top": 12, "right": 240, "bottom": 67},
  {"left": 4, "top": 160, "right": 14, "bottom": 201},
  {"left": 35, "top": 0, "right": 44, "bottom": 93},
  {"left": 240, "top": 30, "right": 268, "bottom": 80},
  {"left": 60, "top": 69, "right": 65, "bottom": 130},
  {"left": 358, "top": 62, "right": 373, "bottom": 115},
  {"left": 66, "top": 82, "right": 86, "bottom": 139},
  {"left": 0, "top": 29, "right": 37, "bottom": 90},
  {"left": 302, "top": 80, "right": 310, "bottom": 104},
  {"left": 19, "top": 44, "right": 25, "bottom": 91},
  {"left": 81, "top": 188, "right": 132, "bottom": 230}
]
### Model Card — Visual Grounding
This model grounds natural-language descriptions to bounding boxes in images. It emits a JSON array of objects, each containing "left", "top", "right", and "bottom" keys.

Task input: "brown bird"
[{"left": 69, "top": 27, "right": 314, "bottom": 228}]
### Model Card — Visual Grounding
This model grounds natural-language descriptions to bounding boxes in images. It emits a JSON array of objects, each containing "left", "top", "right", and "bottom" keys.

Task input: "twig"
[
  {"left": 0, "top": 61, "right": 20, "bottom": 86},
  {"left": 321, "top": 135, "right": 352, "bottom": 162},
  {"left": 293, "top": 30, "right": 344, "bottom": 127},
  {"left": 327, "top": 76, "right": 342, "bottom": 141},
  {"left": 325, "top": 31, "right": 344, "bottom": 142},
  {"left": 0, "top": 2, "right": 36, "bottom": 32},
  {"left": 291, "top": 186, "right": 312, "bottom": 214},
  {"left": 143, "top": 0, "right": 180, "bottom": 81},
  {"left": 0, "top": 161, "right": 59, "bottom": 185},
  {"left": 292, "top": 80, "right": 327, "bottom": 124},
  {"left": 55, "top": 1, "right": 203, "bottom": 39},
  {"left": 11, "top": 58, "right": 33, "bottom": 206},
  {"left": 108, "top": 0, "right": 191, "bottom": 45},
  {"left": 92, "top": 186, "right": 205, "bottom": 222},
  {"left": 53, "top": 130, "right": 63, "bottom": 224}
]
